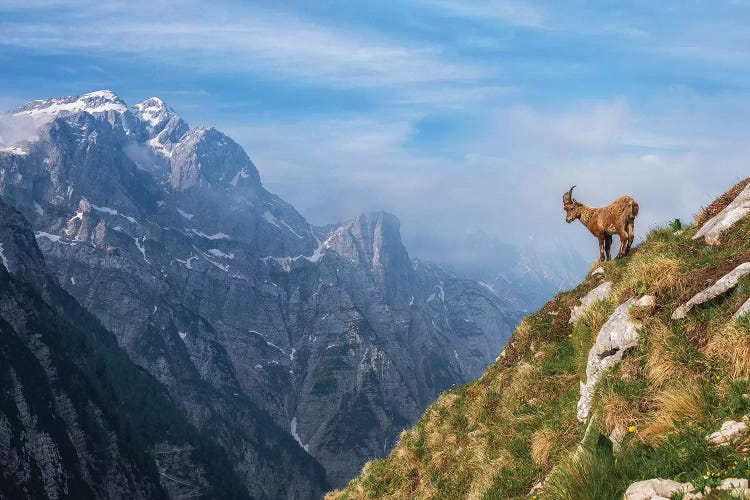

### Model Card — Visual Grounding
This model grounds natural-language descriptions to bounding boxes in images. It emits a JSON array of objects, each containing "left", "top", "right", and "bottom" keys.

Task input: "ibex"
[{"left": 563, "top": 186, "right": 639, "bottom": 261}]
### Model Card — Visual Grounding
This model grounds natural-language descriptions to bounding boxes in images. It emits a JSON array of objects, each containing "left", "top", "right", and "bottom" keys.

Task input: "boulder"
[
  {"left": 624, "top": 478, "right": 694, "bottom": 500},
  {"left": 577, "top": 295, "right": 654, "bottom": 422},
  {"left": 733, "top": 296, "right": 750, "bottom": 321},
  {"left": 570, "top": 281, "right": 613, "bottom": 324},
  {"left": 718, "top": 478, "right": 750, "bottom": 498},
  {"left": 707, "top": 418, "right": 749, "bottom": 446},
  {"left": 672, "top": 262, "right": 750, "bottom": 320},
  {"left": 693, "top": 182, "right": 750, "bottom": 245}
]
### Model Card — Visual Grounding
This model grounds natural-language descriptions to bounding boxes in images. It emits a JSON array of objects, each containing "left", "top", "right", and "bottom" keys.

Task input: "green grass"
[{"left": 328, "top": 194, "right": 750, "bottom": 500}]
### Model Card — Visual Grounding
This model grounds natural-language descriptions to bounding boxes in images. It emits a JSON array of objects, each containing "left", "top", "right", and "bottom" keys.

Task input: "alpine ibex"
[{"left": 563, "top": 186, "right": 639, "bottom": 261}]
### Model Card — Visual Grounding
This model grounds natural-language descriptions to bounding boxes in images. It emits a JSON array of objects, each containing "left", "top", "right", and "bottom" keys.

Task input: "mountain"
[
  {"left": 0, "top": 90, "right": 519, "bottom": 492},
  {"left": 330, "top": 178, "right": 750, "bottom": 499},
  {"left": 0, "top": 197, "right": 249, "bottom": 499},
  {"left": 424, "top": 231, "right": 589, "bottom": 313}
]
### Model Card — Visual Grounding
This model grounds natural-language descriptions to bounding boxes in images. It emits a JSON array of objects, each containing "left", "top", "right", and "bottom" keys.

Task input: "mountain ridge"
[
  {"left": 0, "top": 196, "right": 251, "bottom": 499},
  {"left": 0, "top": 89, "right": 519, "bottom": 492}
]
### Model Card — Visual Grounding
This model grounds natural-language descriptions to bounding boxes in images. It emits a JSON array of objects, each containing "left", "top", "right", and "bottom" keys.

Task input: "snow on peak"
[
  {"left": 0, "top": 145, "right": 29, "bottom": 155},
  {"left": 132, "top": 97, "right": 178, "bottom": 130},
  {"left": 13, "top": 90, "right": 128, "bottom": 120}
]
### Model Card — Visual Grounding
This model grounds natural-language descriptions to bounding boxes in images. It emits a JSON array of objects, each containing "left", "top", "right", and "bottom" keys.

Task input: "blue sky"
[{"left": 2, "top": 0, "right": 750, "bottom": 263}]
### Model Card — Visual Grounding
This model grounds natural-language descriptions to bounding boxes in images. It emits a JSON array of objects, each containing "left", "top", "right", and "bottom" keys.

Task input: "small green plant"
[
  {"left": 635, "top": 280, "right": 647, "bottom": 295},
  {"left": 668, "top": 218, "right": 683, "bottom": 231}
]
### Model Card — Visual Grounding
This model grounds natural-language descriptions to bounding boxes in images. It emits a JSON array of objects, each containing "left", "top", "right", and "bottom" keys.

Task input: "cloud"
[
  {"left": 0, "top": 1, "right": 481, "bottom": 90},
  {"left": 220, "top": 89, "right": 750, "bottom": 264},
  {"left": 416, "top": 0, "right": 544, "bottom": 27},
  {"left": 0, "top": 114, "right": 40, "bottom": 147}
]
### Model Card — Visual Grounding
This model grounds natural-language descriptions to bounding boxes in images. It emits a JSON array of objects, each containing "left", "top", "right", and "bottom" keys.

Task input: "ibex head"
[{"left": 562, "top": 185, "right": 581, "bottom": 223}]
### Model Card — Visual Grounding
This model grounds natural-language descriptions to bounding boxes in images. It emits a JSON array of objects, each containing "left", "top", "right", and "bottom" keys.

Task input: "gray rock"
[
  {"left": 624, "top": 479, "right": 694, "bottom": 500},
  {"left": 693, "top": 183, "right": 750, "bottom": 245},
  {"left": 733, "top": 296, "right": 750, "bottom": 321},
  {"left": 707, "top": 417, "right": 749, "bottom": 446},
  {"left": 672, "top": 262, "right": 750, "bottom": 320},
  {"left": 577, "top": 295, "right": 654, "bottom": 422},
  {"left": 569, "top": 281, "right": 612, "bottom": 324}
]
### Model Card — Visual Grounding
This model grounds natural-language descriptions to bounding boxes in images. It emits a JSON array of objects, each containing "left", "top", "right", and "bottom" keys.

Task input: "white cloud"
[
  {"left": 417, "top": 0, "right": 544, "bottom": 27},
  {"left": 223, "top": 91, "right": 750, "bottom": 261},
  {"left": 0, "top": 2, "right": 481, "bottom": 90}
]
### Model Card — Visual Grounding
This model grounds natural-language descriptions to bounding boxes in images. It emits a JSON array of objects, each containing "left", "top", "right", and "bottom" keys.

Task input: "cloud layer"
[{"left": 2, "top": 0, "right": 750, "bottom": 264}]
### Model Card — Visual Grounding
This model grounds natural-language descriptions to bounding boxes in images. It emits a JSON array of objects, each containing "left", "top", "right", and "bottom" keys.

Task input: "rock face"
[
  {"left": 624, "top": 477, "right": 750, "bottom": 500},
  {"left": 624, "top": 478, "right": 694, "bottom": 500},
  {"left": 577, "top": 295, "right": 654, "bottom": 422},
  {"left": 0, "top": 91, "right": 517, "bottom": 490},
  {"left": 0, "top": 198, "right": 249, "bottom": 499},
  {"left": 693, "top": 182, "right": 750, "bottom": 245},
  {"left": 672, "top": 262, "right": 750, "bottom": 320},
  {"left": 569, "top": 281, "right": 612, "bottom": 324},
  {"left": 707, "top": 417, "right": 749, "bottom": 446}
]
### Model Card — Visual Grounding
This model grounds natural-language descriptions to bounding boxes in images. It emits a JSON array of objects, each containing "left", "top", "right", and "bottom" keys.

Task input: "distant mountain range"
[
  {"left": 420, "top": 231, "right": 589, "bottom": 313},
  {"left": 0, "top": 90, "right": 546, "bottom": 496}
]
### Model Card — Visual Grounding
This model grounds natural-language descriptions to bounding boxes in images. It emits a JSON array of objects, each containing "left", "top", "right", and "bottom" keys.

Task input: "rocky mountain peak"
[
  {"left": 131, "top": 96, "right": 181, "bottom": 132},
  {"left": 328, "top": 211, "right": 406, "bottom": 268},
  {"left": 169, "top": 125, "right": 261, "bottom": 191},
  {"left": 327, "top": 211, "right": 413, "bottom": 306},
  {"left": 0, "top": 90, "right": 519, "bottom": 495},
  {"left": 13, "top": 90, "right": 128, "bottom": 122}
]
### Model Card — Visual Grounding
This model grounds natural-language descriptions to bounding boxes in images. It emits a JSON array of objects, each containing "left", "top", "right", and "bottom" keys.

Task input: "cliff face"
[
  {"left": 331, "top": 178, "right": 750, "bottom": 500},
  {"left": 0, "top": 91, "right": 517, "bottom": 490},
  {"left": 0, "top": 198, "right": 249, "bottom": 499}
]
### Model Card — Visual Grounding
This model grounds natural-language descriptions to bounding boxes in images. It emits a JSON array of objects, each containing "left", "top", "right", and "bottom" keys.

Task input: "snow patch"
[
  {"left": 261, "top": 211, "right": 305, "bottom": 239},
  {"left": 260, "top": 236, "right": 327, "bottom": 272},
  {"left": 175, "top": 254, "right": 199, "bottom": 270},
  {"left": 35, "top": 231, "right": 63, "bottom": 243},
  {"left": 15, "top": 90, "right": 127, "bottom": 120},
  {"left": 0, "top": 243, "right": 8, "bottom": 271},
  {"left": 70, "top": 276, "right": 76, "bottom": 285},
  {"left": 230, "top": 169, "right": 250, "bottom": 187},
  {"left": 91, "top": 204, "right": 137, "bottom": 223},
  {"left": 0, "top": 145, "right": 28, "bottom": 155},
  {"left": 250, "top": 330, "right": 292, "bottom": 359},
  {"left": 133, "top": 236, "right": 149, "bottom": 263},
  {"left": 290, "top": 417, "right": 309, "bottom": 452},
  {"left": 207, "top": 248, "right": 234, "bottom": 259},
  {"left": 177, "top": 208, "right": 194, "bottom": 220},
  {"left": 187, "top": 228, "right": 231, "bottom": 240},
  {"left": 178, "top": 331, "right": 187, "bottom": 340},
  {"left": 34, "top": 202, "right": 43, "bottom": 215}
]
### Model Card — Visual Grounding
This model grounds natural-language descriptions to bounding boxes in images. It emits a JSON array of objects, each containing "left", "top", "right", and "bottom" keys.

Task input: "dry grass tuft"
[
  {"left": 641, "top": 385, "right": 706, "bottom": 443},
  {"left": 616, "top": 255, "right": 685, "bottom": 300},
  {"left": 646, "top": 321, "right": 695, "bottom": 388},
  {"left": 704, "top": 322, "right": 750, "bottom": 380},
  {"left": 531, "top": 427, "right": 557, "bottom": 467},
  {"left": 602, "top": 392, "right": 638, "bottom": 436},
  {"left": 736, "top": 433, "right": 750, "bottom": 458},
  {"left": 501, "top": 362, "right": 540, "bottom": 409}
]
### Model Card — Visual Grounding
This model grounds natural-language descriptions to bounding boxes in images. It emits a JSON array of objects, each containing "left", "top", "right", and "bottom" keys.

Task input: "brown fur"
[{"left": 563, "top": 186, "right": 639, "bottom": 261}]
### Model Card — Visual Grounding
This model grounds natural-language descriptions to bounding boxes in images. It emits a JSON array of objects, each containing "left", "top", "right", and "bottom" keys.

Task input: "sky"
[{"left": 2, "top": 0, "right": 750, "bottom": 264}]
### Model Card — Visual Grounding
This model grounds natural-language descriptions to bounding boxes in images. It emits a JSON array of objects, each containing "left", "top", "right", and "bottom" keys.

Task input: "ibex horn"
[{"left": 564, "top": 185, "right": 576, "bottom": 203}]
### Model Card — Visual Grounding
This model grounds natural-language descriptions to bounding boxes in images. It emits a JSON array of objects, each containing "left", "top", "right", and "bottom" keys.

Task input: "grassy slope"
[{"left": 329, "top": 180, "right": 750, "bottom": 500}]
